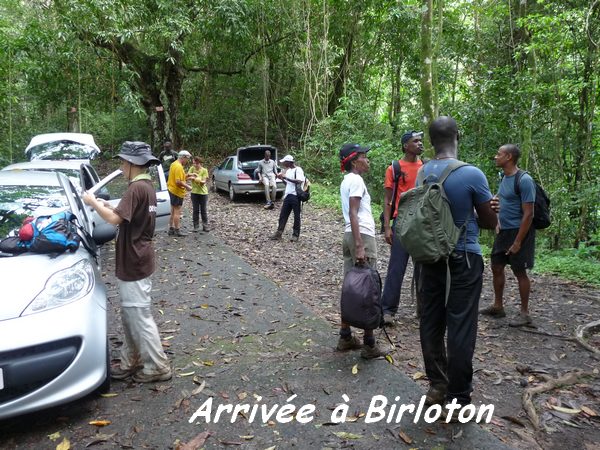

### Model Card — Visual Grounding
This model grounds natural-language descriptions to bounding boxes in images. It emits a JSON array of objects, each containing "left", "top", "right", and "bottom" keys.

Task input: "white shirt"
[
  {"left": 340, "top": 172, "right": 376, "bottom": 236},
  {"left": 283, "top": 166, "right": 305, "bottom": 197}
]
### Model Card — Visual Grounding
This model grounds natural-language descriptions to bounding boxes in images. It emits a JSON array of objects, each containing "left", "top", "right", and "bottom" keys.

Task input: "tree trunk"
[
  {"left": 327, "top": 17, "right": 357, "bottom": 116},
  {"left": 420, "top": 0, "right": 434, "bottom": 148}
]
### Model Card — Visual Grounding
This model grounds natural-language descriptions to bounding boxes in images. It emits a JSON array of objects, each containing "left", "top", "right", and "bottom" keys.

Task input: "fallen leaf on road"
[
  {"left": 398, "top": 430, "right": 413, "bottom": 444},
  {"left": 179, "top": 371, "right": 195, "bottom": 377},
  {"left": 582, "top": 406, "right": 598, "bottom": 417},
  {"left": 351, "top": 364, "right": 358, "bottom": 375},
  {"left": 412, "top": 371, "right": 425, "bottom": 380},
  {"left": 239, "top": 435, "right": 254, "bottom": 440},
  {"left": 100, "top": 393, "right": 118, "bottom": 398},
  {"left": 177, "top": 431, "right": 211, "bottom": 450},
  {"left": 549, "top": 405, "right": 581, "bottom": 414},
  {"left": 88, "top": 420, "right": 111, "bottom": 427},
  {"left": 333, "top": 431, "right": 362, "bottom": 440},
  {"left": 85, "top": 433, "right": 116, "bottom": 447},
  {"left": 56, "top": 437, "right": 70, "bottom": 450},
  {"left": 48, "top": 432, "right": 61, "bottom": 441},
  {"left": 385, "top": 355, "right": 394, "bottom": 364}
]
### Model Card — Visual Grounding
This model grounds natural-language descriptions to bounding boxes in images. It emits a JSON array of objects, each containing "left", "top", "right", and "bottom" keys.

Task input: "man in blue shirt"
[
  {"left": 481, "top": 144, "right": 536, "bottom": 327},
  {"left": 417, "top": 117, "right": 497, "bottom": 412}
]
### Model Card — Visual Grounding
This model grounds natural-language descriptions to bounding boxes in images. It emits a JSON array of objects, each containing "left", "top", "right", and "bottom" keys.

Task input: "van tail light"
[{"left": 237, "top": 173, "right": 251, "bottom": 180}]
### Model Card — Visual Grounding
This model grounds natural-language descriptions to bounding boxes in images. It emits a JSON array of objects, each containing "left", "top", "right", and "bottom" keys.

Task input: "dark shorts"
[
  {"left": 491, "top": 228, "right": 535, "bottom": 270},
  {"left": 169, "top": 191, "right": 184, "bottom": 207}
]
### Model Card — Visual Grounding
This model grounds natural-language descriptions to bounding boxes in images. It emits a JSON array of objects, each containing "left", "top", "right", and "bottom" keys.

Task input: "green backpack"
[{"left": 395, "top": 161, "right": 469, "bottom": 265}]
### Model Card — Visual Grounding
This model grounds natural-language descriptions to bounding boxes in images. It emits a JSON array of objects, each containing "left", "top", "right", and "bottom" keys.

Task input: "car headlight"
[{"left": 22, "top": 259, "right": 95, "bottom": 315}]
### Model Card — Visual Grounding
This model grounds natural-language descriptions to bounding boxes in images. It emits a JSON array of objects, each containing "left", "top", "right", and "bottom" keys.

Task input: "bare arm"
[
  {"left": 82, "top": 192, "right": 123, "bottom": 226},
  {"left": 475, "top": 200, "right": 498, "bottom": 230},
  {"left": 349, "top": 196, "right": 365, "bottom": 264},
  {"left": 383, "top": 187, "right": 394, "bottom": 245},
  {"left": 506, "top": 203, "right": 533, "bottom": 255}
]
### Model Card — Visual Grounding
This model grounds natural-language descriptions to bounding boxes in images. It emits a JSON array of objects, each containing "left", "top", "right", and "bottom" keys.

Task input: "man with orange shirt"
[{"left": 381, "top": 131, "right": 424, "bottom": 326}]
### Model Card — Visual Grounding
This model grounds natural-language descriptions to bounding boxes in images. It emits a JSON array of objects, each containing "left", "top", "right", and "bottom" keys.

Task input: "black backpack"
[
  {"left": 340, "top": 264, "right": 382, "bottom": 330},
  {"left": 514, "top": 170, "right": 551, "bottom": 230}
]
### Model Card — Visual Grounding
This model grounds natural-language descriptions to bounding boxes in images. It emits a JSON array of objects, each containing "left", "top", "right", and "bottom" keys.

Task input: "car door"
[{"left": 87, "top": 165, "right": 171, "bottom": 234}]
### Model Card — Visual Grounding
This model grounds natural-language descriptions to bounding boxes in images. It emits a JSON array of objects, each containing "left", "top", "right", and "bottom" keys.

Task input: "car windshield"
[
  {"left": 28, "top": 141, "right": 99, "bottom": 160},
  {"left": 0, "top": 185, "right": 68, "bottom": 239}
]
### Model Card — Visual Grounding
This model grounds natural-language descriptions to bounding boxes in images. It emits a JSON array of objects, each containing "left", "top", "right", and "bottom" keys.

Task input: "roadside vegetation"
[{"left": 0, "top": 0, "right": 598, "bottom": 285}]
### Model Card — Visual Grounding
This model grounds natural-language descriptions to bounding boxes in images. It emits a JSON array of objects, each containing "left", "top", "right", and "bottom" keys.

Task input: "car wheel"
[
  {"left": 228, "top": 183, "right": 238, "bottom": 201},
  {"left": 96, "top": 339, "right": 111, "bottom": 394}
]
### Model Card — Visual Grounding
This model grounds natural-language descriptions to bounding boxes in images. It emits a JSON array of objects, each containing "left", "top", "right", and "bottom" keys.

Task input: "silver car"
[
  {"left": 0, "top": 171, "right": 115, "bottom": 420},
  {"left": 212, "top": 144, "right": 285, "bottom": 201},
  {"left": 25, "top": 133, "right": 101, "bottom": 161}
]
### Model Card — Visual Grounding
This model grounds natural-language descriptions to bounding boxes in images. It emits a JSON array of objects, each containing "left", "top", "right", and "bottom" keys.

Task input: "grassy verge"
[{"left": 310, "top": 182, "right": 600, "bottom": 287}]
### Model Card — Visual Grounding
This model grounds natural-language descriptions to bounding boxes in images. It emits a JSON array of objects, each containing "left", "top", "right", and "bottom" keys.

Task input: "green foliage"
[{"left": 534, "top": 249, "right": 600, "bottom": 287}]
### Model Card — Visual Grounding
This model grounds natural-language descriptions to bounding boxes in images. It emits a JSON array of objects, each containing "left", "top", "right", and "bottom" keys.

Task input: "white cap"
[
  {"left": 178, "top": 150, "right": 192, "bottom": 158},
  {"left": 280, "top": 154, "right": 294, "bottom": 163}
]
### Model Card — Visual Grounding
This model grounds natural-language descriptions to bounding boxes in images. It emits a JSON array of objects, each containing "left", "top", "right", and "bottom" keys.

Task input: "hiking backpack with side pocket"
[
  {"left": 293, "top": 169, "right": 311, "bottom": 202},
  {"left": 394, "top": 161, "right": 470, "bottom": 265},
  {"left": 514, "top": 170, "right": 551, "bottom": 230},
  {"left": 19, "top": 211, "right": 81, "bottom": 254}
]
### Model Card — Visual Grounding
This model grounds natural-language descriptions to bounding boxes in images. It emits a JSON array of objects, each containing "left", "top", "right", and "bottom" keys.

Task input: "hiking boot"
[
  {"left": 192, "top": 224, "right": 200, "bottom": 232},
  {"left": 290, "top": 235, "right": 299, "bottom": 242},
  {"left": 110, "top": 366, "right": 139, "bottom": 380},
  {"left": 267, "top": 202, "right": 275, "bottom": 210},
  {"left": 270, "top": 230, "right": 283, "bottom": 240},
  {"left": 440, "top": 403, "right": 471, "bottom": 423},
  {"left": 480, "top": 306, "right": 506, "bottom": 318},
  {"left": 167, "top": 227, "right": 175, "bottom": 236},
  {"left": 132, "top": 367, "right": 172, "bottom": 383},
  {"left": 509, "top": 313, "right": 533, "bottom": 327},
  {"left": 336, "top": 335, "right": 362, "bottom": 351},
  {"left": 174, "top": 228, "right": 187, "bottom": 237},
  {"left": 360, "top": 343, "right": 385, "bottom": 360},
  {"left": 383, "top": 313, "right": 395, "bottom": 327},
  {"left": 425, "top": 386, "right": 447, "bottom": 406},
  {"left": 202, "top": 223, "right": 210, "bottom": 232}
]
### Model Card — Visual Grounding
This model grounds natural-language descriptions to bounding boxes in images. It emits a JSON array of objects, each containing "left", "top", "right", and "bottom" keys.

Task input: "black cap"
[
  {"left": 339, "top": 143, "right": 370, "bottom": 161},
  {"left": 401, "top": 131, "right": 423, "bottom": 145},
  {"left": 117, "top": 141, "right": 160, "bottom": 167}
]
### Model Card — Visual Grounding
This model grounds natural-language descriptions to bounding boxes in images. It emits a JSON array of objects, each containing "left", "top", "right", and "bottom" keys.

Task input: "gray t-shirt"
[
  {"left": 498, "top": 172, "right": 536, "bottom": 230},
  {"left": 258, "top": 159, "right": 276, "bottom": 177}
]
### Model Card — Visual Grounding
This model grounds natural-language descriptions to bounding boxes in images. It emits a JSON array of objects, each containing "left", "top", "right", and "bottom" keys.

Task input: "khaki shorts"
[{"left": 343, "top": 232, "right": 377, "bottom": 275}]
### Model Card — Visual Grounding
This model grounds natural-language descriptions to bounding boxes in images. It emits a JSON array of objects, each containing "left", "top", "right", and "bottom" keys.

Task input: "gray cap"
[{"left": 118, "top": 141, "right": 160, "bottom": 167}]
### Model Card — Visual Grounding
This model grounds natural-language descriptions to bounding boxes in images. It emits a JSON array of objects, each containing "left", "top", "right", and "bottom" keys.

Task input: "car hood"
[{"left": 0, "top": 251, "right": 88, "bottom": 321}]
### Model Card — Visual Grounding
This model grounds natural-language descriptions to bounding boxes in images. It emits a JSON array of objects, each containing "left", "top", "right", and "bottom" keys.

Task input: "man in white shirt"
[
  {"left": 338, "top": 143, "right": 384, "bottom": 359},
  {"left": 270, "top": 154, "right": 305, "bottom": 242}
]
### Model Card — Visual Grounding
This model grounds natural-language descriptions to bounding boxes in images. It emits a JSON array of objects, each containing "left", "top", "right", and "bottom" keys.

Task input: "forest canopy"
[{"left": 0, "top": 0, "right": 598, "bottom": 251}]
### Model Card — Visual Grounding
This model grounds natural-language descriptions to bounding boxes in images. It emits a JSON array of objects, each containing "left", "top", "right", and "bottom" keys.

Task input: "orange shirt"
[{"left": 384, "top": 159, "right": 423, "bottom": 218}]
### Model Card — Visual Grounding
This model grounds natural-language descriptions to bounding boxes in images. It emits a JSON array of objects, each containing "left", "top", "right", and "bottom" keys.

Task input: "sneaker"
[
  {"left": 270, "top": 231, "right": 282, "bottom": 240},
  {"left": 192, "top": 224, "right": 199, "bottom": 232},
  {"left": 110, "top": 365, "right": 139, "bottom": 380},
  {"left": 290, "top": 235, "right": 299, "bottom": 242},
  {"left": 383, "top": 313, "right": 395, "bottom": 327},
  {"left": 132, "top": 368, "right": 172, "bottom": 383},
  {"left": 263, "top": 203, "right": 271, "bottom": 210},
  {"left": 202, "top": 224, "right": 210, "bottom": 232},
  {"left": 174, "top": 229, "right": 187, "bottom": 237},
  {"left": 360, "top": 343, "right": 385, "bottom": 359},
  {"left": 167, "top": 227, "right": 175, "bottom": 236},
  {"left": 336, "top": 335, "right": 362, "bottom": 351},
  {"left": 479, "top": 306, "right": 506, "bottom": 318},
  {"left": 267, "top": 202, "right": 275, "bottom": 210},
  {"left": 425, "top": 386, "right": 447, "bottom": 406},
  {"left": 440, "top": 403, "right": 471, "bottom": 423},
  {"left": 509, "top": 313, "right": 533, "bottom": 327}
]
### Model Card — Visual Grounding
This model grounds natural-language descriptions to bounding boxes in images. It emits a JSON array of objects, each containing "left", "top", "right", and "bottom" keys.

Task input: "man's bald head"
[{"left": 429, "top": 116, "right": 458, "bottom": 153}]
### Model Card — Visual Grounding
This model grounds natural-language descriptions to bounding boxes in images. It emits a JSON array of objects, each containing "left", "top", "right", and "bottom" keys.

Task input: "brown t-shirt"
[{"left": 114, "top": 179, "right": 157, "bottom": 281}]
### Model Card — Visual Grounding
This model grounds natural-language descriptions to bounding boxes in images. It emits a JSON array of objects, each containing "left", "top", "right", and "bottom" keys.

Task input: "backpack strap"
[
  {"left": 389, "top": 160, "right": 402, "bottom": 219},
  {"left": 514, "top": 169, "right": 526, "bottom": 197}
]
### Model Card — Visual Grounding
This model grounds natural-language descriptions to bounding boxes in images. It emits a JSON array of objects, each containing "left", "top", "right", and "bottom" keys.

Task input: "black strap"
[{"left": 389, "top": 160, "right": 404, "bottom": 220}]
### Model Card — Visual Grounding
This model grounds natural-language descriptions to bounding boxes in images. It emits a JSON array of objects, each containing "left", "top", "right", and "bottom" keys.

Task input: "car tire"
[
  {"left": 96, "top": 339, "right": 111, "bottom": 394},
  {"left": 228, "top": 183, "right": 238, "bottom": 201}
]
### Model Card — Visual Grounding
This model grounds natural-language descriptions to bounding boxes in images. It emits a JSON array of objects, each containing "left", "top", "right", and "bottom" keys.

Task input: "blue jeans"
[
  {"left": 381, "top": 218, "right": 411, "bottom": 315},
  {"left": 419, "top": 252, "right": 483, "bottom": 405}
]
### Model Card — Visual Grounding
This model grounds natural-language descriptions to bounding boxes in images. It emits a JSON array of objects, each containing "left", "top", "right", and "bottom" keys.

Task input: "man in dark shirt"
[{"left": 83, "top": 141, "right": 172, "bottom": 383}]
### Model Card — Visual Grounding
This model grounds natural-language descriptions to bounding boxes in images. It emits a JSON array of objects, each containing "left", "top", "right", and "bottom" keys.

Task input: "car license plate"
[{"left": 0, "top": 368, "right": 3, "bottom": 390}]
